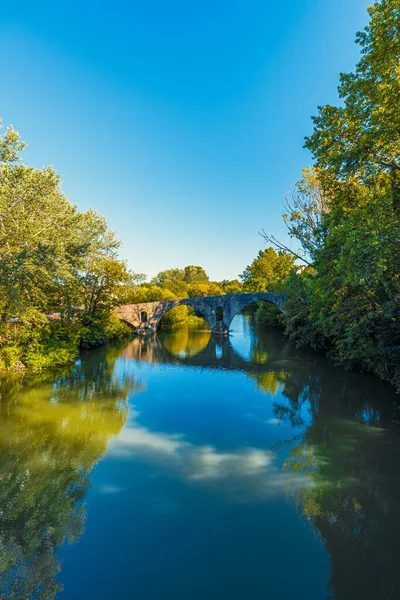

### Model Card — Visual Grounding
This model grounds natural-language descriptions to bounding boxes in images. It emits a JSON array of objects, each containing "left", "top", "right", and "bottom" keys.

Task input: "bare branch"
[{"left": 259, "top": 230, "right": 312, "bottom": 266}]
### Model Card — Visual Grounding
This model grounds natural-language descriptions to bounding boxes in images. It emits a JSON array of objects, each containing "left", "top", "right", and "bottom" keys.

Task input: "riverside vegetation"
[
  {"left": 0, "top": 124, "right": 244, "bottom": 373},
  {"left": 0, "top": 122, "right": 135, "bottom": 371},
  {"left": 0, "top": 0, "right": 399, "bottom": 389},
  {"left": 261, "top": 0, "right": 400, "bottom": 390}
]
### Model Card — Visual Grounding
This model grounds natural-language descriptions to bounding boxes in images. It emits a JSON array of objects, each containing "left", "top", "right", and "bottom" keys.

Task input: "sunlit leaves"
[{"left": 240, "top": 247, "right": 295, "bottom": 293}]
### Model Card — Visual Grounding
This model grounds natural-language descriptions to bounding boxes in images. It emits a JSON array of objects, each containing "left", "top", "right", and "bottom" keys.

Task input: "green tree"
[
  {"left": 152, "top": 268, "right": 185, "bottom": 285},
  {"left": 262, "top": 1, "right": 400, "bottom": 389},
  {"left": 305, "top": 0, "right": 400, "bottom": 205},
  {"left": 77, "top": 209, "right": 132, "bottom": 317},
  {"left": 261, "top": 167, "right": 328, "bottom": 266},
  {"left": 183, "top": 265, "right": 209, "bottom": 284},
  {"left": 187, "top": 282, "right": 223, "bottom": 298},
  {"left": 240, "top": 248, "right": 295, "bottom": 293},
  {"left": 0, "top": 159, "right": 82, "bottom": 319},
  {"left": 0, "top": 120, "right": 133, "bottom": 371},
  {"left": 221, "top": 280, "right": 243, "bottom": 294}
]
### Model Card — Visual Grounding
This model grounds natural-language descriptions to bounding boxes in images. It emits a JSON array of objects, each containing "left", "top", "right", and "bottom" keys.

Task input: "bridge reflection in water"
[
  {"left": 120, "top": 322, "right": 292, "bottom": 375},
  {"left": 118, "top": 319, "right": 400, "bottom": 600}
]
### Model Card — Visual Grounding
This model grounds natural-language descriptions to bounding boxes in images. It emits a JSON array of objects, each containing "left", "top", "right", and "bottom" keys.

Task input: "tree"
[
  {"left": 77, "top": 209, "right": 132, "bottom": 317},
  {"left": 262, "top": 1, "right": 400, "bottom": 389},
  {"left": 221, "top": 280, "right": 243, "bottom": 294},
  {"left": 0, "top": 158, "right": 83, "bottom": 319},
  {"left": 262, "top": 167, "right": 329, "bottom": 265},
  {"left": 305, "top": 0, "right": 400, "bottom": 206},
  {"left": 127, "top": 284, "right": 177, "bottom": 304},
  {"left": 187, "top": 282, "right": 223, "bottom": 298},
  {"left": 240, "top": 248, "right": 295, "bottom": 293},
  {"left": 0, "top": 119, "right": 133, "bottom": 370},
  {"left": 183, "top": 265, "right": 209, "bottom": 284},
  {"left": 152, "top": 268, "right": 185, "bottom": 285},
  {"left": 0, "top": 118, "right": 26, "bottom": 162}
]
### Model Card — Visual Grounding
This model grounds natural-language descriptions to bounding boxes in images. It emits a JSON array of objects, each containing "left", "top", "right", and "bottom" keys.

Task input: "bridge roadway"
[{"left": 114, "top": 292, "right": 286, "bottom": 334}]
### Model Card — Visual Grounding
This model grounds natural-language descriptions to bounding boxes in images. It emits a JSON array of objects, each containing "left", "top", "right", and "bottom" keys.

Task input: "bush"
[{"left": 0, "top": 311, "right": 132, "bottom": 372}]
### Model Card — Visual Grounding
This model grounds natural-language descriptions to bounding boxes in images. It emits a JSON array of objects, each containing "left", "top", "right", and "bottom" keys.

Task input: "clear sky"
[{"left": 0, "top": 0, "right": 370, "bottom": 281}]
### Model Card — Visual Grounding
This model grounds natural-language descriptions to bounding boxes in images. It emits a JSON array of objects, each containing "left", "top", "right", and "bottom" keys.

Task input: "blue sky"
[{"left": 0, "top": 0, "right": 370, "bottom": 280}]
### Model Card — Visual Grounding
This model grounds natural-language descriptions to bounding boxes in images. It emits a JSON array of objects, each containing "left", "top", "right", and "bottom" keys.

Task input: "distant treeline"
[{"left": 128, "top": 266, "right": 243, "bottom": 328}]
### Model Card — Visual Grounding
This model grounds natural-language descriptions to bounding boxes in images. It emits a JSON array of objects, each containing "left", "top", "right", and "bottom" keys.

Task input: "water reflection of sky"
[
  {"left": 57, "top": 323, "right": 331, "bottom": 599},
  {"left": 107, "top": 406, "right": 303, "bottom": 503},
  {"left": 114, "top": 358, "right": 307, "bottom": 457},
  {"left": 4, "top": 316, "right": 400, "bottom": 600},
  {"left": 229, "top": 314, "right": 255, "bottom": 361},
  {"left": 59, "top": 314, "right": 400, "bottom": 599}
]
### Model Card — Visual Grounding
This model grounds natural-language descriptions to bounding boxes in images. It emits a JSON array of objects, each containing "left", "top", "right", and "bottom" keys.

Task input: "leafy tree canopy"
[
  {"left": 183, "top": 265, "right": 209, "bottom": 284},
  {"left": 305, "top": 0, "right": 400, "bottom": 204},
  {"left": 240, "top": 248, "right": 295, "bottom": 293}
]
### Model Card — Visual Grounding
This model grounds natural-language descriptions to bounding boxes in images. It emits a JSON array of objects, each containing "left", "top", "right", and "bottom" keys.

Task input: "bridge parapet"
[{"left": 114, "top": 292, "right": 286, "bottom": 335}]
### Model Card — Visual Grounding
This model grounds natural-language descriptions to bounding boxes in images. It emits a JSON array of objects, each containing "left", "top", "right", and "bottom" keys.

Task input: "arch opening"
[
  {"left": 157, "top": 305, "right": 212, "bottom": 332},
  {"left": 216, "top": 306, "right": 224, "bottom": 322},
  {"left": 141, "top": 311, "right": 148, "bottom": 323},
  {"left": 229, "top": 300, "right": 283, "bottom": 335}
]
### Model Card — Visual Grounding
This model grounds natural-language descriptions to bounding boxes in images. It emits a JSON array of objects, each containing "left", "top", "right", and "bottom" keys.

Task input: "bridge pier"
[{"left": 212, "top": 322, "right": 229, "bottom": 335}]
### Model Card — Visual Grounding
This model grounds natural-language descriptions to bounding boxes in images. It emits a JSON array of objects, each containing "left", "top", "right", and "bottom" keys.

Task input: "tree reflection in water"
[
  {"left": 158, "top": 325, "right": 211, "bottom": 359},
  {"left": 126, "top": 319, "right": 400, "bottom": 600},
  {"left": 0, "top": 343, "right": 139, "bottom": 600},
  {"left": 242, "top": 322, "right": 400, "bottom": 598},
  {"left": 1, "top": 318, "right": 399, "bottom": 600},
  {"left": 271, "top": 360, "right": 400, "bottom": 599}
]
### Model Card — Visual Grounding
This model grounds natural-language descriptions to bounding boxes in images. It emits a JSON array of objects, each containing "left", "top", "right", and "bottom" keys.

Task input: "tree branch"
[{"left": 259, "top": 230, "right": 312, "bottom": 266}]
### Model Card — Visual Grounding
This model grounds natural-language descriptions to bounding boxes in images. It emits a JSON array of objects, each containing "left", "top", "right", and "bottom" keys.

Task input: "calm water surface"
[{"left": 1, "top": 315, "right": 400, "bottom": 600}]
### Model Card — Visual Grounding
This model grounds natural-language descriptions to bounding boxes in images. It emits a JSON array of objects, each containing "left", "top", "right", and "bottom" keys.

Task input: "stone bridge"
[{"left": 114, "top": 292, "right": 286, "bottom": 334}]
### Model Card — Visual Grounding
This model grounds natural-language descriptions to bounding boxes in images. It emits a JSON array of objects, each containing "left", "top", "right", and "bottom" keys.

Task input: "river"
[{"left": 0, "top": 315, "right": 399, "bottom": 600}]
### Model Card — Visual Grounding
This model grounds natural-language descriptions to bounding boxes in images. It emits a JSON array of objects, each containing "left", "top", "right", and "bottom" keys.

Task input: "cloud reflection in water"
[{"left": 108, "top": 408, "right": 304, "bottom": 502}]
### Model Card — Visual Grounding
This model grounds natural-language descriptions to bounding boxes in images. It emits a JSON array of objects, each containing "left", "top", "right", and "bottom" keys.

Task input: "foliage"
[
  {"left": 305, "top": 0, "right": 400, "bottom": 196},
  {"left": 126, "top": 284, "right": 176, "bottom": 304},
  {"left": 152, "top": 268, "right": 185, "bottom": 285},
  {"left": 187, "top": 282, "right": 223, "bottom": 297},
  {"left": 159, "top": 306, "right": 190, "bottom": 328},
  {"left": 135, "top": 266, "right": 224, "bottom": 328},
  {"left": 0, "top": 120, "right": 134, "bottom": 371},
  {"left": 283, "top": 167, "right": 328, "bottom": 263},
  {"left": 183, "top": 265, "right": 209, "bottom": 284},
  {"left": 262, "top": 167, "right": 329, "bottom": 265},
  {"left": 221, "top": 279, "right": 243, "bottom": 294},
  {"left": 255, "top": 302, "right": 284, "bottom": 328},
  {"left": 240, "top": 247, "right": 295, "bottom": 293},
  {"left": 263, "top": 1, "right": 400, "bottom": 389}
]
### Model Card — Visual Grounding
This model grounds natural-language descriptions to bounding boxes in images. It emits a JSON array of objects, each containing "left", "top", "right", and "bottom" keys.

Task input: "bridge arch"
[
  {"left": 114, "top": 292, "right": 286, "bottom": 334},
  {"left": 157, "top": 303, "right": 212, "bottom": 331},
  {"left": 224, "top": 295, "right": 285, "bottom": 331}
]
